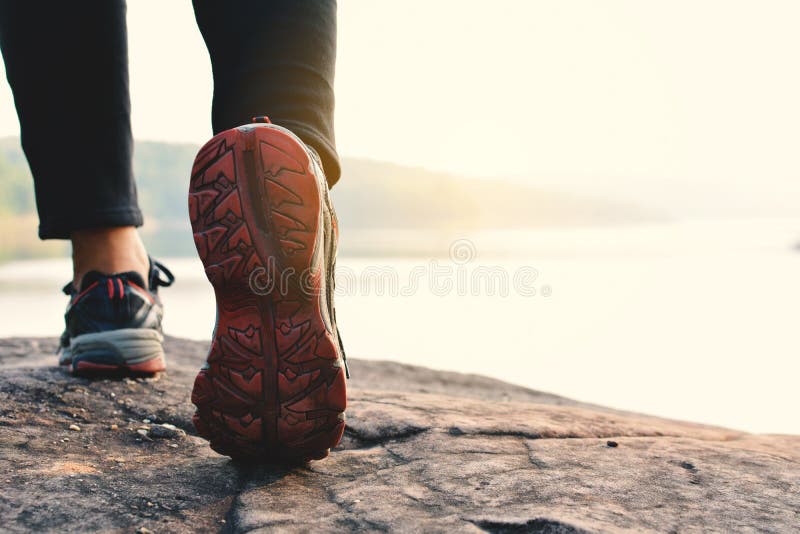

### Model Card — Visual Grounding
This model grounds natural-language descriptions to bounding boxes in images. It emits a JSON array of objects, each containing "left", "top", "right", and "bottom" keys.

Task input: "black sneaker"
[{"left": 58, "top": 259, "right": 174, "bottom": 376}]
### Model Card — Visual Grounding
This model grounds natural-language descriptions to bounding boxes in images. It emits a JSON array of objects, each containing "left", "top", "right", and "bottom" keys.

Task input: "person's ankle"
[{"left": 71, "top": 227, "right": 149, "bottom": 289}]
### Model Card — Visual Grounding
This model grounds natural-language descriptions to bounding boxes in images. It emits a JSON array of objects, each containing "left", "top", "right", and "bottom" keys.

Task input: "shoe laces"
[
  {"left": 150, "top": 260, "right": 175, "bottom": 290},
  {"left": 61, "top": 259, "right": 175, "bottom": 296}
]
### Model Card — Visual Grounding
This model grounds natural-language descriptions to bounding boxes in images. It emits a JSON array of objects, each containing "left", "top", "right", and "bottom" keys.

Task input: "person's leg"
[
  {"left": 0, "top": 0, "right": 147, "bottom": 286},
  {"left": 192, "top": 0, "right": 341, "bottom": 186},
  {"left": 0, "top": 1, "right": 171, "bottom": 377}
]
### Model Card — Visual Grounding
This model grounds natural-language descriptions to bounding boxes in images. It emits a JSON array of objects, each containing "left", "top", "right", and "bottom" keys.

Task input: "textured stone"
[{"left": 0, "top": 336, "right": 797, "bottom": 533}]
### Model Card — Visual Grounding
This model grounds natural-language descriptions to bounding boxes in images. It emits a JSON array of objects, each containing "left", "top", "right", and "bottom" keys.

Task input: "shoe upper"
[
  {"left": 309, "top": 141, "right": 349, "bottom": 378},
  {"left": 58, "top": 259, "right": 174, "bottom": 363}
]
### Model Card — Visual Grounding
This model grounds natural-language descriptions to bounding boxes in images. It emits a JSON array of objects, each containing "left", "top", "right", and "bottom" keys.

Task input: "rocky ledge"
[{"left": 0, "top": 337, "right": 797, "bottom": 533}]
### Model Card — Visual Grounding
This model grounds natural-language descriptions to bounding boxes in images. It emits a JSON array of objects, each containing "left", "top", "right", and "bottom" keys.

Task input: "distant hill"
[{"left": 0, "top": 137, "right": 657, "bottom": 259}]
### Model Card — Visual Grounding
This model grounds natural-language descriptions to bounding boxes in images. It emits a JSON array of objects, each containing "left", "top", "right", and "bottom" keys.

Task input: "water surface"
[{"left": 1, "top": 219, "right": 797, "bottom": 435}]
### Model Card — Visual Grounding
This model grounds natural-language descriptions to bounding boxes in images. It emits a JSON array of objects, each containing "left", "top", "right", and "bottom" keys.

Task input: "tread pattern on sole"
[{"left": 189, "top": 126, "right": 346, "bottom": 462}]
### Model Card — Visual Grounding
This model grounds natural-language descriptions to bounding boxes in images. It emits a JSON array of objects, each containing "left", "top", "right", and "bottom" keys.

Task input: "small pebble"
[
  {"left": 69, "top": 424, "right": 81, "bottom": 432},
  {"left": 606, "top": 440, "right": 618, "bottom": 448},
  {"left": 169, "top": 443, "right": 179, "bottom": 449},
  {"left": 149, "top": 424, "right": 186, "bottom": 440},
  {"left": 142, "top": 419, "right": 151, "bottom": 424},
  {"left": 136, "top": 429, "right": 149, "bottom": 437}
]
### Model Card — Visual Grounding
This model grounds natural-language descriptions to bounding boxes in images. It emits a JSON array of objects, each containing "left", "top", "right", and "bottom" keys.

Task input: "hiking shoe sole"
[{"left": 189, "top": 123, "right": 346, "bottom": 462}]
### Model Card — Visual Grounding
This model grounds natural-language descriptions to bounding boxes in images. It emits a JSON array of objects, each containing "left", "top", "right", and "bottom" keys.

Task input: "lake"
[{"left": 1, "top": 218, "right": 798, "bottom": 435}]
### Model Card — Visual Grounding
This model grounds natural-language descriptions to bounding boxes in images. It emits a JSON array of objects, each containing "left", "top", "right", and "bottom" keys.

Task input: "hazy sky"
[{"left": 1, "top": 1, "right": 798, "bottom": 215}]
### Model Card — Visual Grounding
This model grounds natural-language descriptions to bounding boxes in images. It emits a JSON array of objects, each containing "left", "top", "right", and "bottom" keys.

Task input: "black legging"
[{"left": 0, "top": 0, "right": 338, "bottom": 239}]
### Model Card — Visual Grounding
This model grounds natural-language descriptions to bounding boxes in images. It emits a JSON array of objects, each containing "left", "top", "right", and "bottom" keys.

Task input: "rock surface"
[{"left": 0, "top": 337, "right": 797, "bottom": 533}]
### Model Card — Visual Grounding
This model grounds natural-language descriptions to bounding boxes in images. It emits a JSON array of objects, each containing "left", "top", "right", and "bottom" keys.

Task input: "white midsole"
[{"left": 62, "top": 329, "right": 165, "bottom": 365}]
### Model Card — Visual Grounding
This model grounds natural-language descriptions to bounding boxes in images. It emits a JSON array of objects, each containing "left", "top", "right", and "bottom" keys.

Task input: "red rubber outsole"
[
  {"left": 70, "top": 356, "right": 166, "bottom": 377},
  {"left": 189, "top": 124, "right": 346, "bottom": 463}
]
